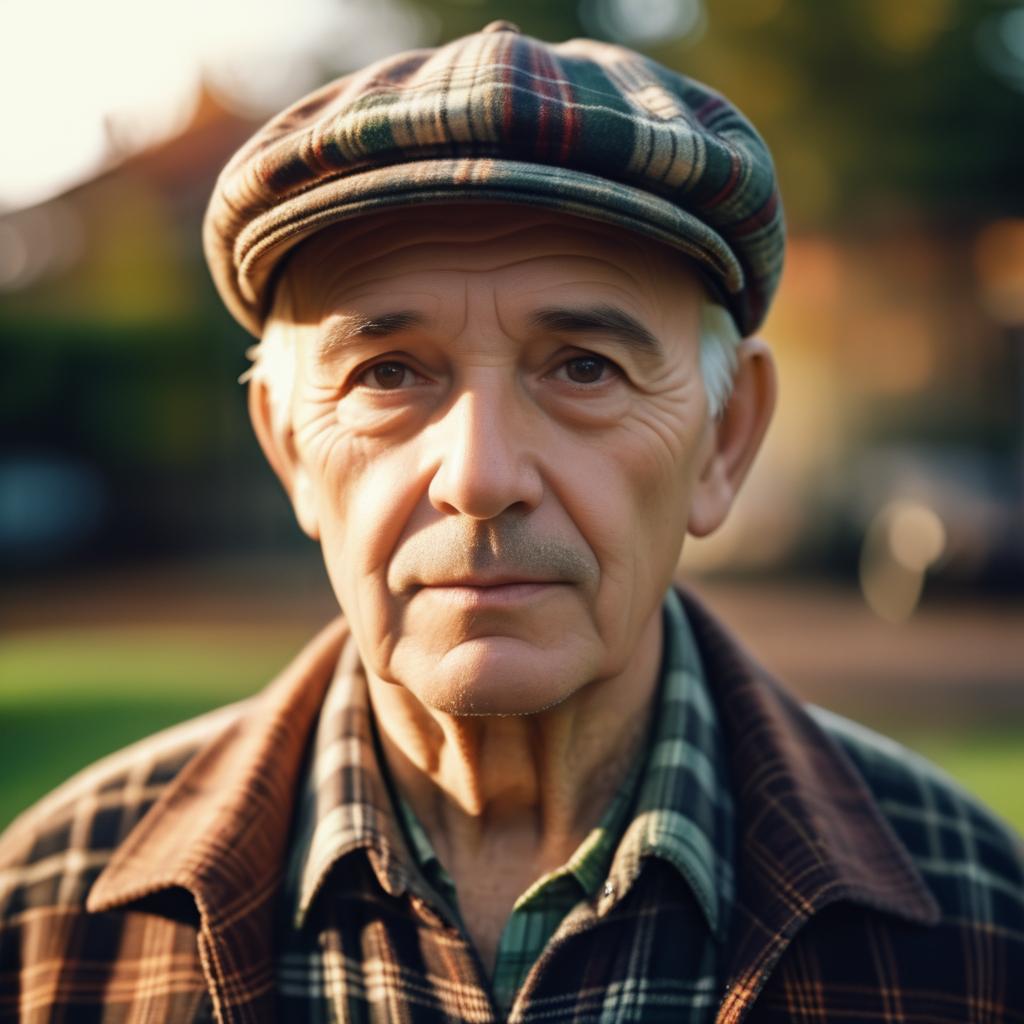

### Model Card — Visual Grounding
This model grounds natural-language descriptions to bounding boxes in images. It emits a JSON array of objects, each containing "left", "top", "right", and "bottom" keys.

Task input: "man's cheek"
[
  {"left": 619, "top": 423, "right": 695, "bottom": 543},
  {"left": 586, "top": 450, "right": 689, "bottom": 614},
  {"left": 591, "top": 425, "right": 691, "bottom": 528},
  {"left": 307, "top": 427, "right": 370, "bottom": 519},
  {"left": 308, "top": 451, "right": 366, "bottom": 605}
]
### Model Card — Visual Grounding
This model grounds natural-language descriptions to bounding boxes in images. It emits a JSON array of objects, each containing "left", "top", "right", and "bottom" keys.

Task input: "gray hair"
[{"left": 244, "top": 289, "right": 742, "bottom": 432}]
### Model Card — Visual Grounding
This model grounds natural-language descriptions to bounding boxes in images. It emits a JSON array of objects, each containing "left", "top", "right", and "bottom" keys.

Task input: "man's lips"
[
  {"left": 419, "top": 574, "right": 562, "bottom": 588},
  {"left": 412, "top": 577, "right": 567, "bottom": 608}
]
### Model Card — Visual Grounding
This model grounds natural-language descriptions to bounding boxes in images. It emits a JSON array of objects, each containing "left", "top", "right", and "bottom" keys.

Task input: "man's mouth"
[
  {"left": 427, "top": 573, "right": 560, "bottom": 588},
  {"left": 415, "top": 576, "right": 566, "bottom": 608}
]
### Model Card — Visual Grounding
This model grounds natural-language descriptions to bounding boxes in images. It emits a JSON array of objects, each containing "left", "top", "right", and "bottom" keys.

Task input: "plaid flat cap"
[{"left": 203, "top": 20, "right": 785, "bottom": 339}]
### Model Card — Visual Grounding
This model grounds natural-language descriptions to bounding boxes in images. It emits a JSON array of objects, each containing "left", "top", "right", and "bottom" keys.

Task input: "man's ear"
[
  {"left": 687, "top": 336, "right": 777, "bottom": 538},
  {"left": 247, "top": 376, "right": 320, "bottom": 541}
]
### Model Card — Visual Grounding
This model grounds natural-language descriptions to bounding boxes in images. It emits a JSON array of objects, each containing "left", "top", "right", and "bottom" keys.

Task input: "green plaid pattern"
[
  {"left": 203, "top": 22, "right": 784, "bottom": 340},
  {"left": 2, "top": 586, "right": 1023, "bottom": 1022},
  {"left": 366, "top": 588, "right": 734, "bottom": 1016}
]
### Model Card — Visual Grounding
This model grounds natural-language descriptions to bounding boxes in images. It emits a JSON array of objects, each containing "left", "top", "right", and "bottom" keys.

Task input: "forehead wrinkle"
[
  {"left": 291, "top": 222, "right": 659, "bottom": 303},
  {"left": 294, "top": 276, "right": 444, "bottom": 338},
  {"left": 288, "top": 238, "right": 690, "bottom": 364},
  {"left": 504, "top": 275, "right": 664, "bottom": 334},
  {"left": 303, "top": 257, "right": 657, "bottom": 350},
  {"left": 339, "top": 252, "right": 652, "bottom": 291},
  {"left": 494, "top": 253, "right": 652, "bottom": 299}
]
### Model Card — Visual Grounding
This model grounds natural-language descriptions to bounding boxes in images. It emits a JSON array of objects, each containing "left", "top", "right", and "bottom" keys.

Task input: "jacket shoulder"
[
  {"left": 808, "top": 705, "right": 1024, "bottom": 928},
  {"left": 0, "top": 701, "right": 248, "bottom": 915}
]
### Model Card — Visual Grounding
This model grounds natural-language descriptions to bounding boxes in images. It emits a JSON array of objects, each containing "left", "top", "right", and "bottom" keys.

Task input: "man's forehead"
[{"left": 280, "top": 203, "right": 701, "bottom": 322}]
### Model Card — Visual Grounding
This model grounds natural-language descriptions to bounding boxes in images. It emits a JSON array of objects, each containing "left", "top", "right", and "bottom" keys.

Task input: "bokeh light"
[{"left": 860, "top": 500, "right": 947, "bottom": 622}]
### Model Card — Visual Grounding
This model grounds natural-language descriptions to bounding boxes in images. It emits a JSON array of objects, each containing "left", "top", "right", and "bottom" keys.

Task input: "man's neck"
[{"left": 365, "top": 606, "right": 664, "bottom": 970}]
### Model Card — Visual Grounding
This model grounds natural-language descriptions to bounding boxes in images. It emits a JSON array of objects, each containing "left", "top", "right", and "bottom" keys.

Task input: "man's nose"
[{"left": 427, "top": 386, "right": 543, "bottom": 520}]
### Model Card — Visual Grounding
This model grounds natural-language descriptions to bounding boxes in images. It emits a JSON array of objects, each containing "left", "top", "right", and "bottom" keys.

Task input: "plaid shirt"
[
  {"left": 2, "top": 585, "right": 1023, "bottom": 1022},
  {"left": 276, "top": 589, "right": 734, "bottom": 1020},
  {"left": 391, "top": 748, "right": 646, "bottom": 1018}
]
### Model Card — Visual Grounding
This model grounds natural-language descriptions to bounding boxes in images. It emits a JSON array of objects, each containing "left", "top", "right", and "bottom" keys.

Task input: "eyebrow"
[
  {"left": 315, "top": 310, "right": 426, "bottom": 363},
  {"left": 313, "top": 304, "right": 664, "bottom": 364},
  {"left": 529, "top": 304, "right": 663, "bottom": 359}
]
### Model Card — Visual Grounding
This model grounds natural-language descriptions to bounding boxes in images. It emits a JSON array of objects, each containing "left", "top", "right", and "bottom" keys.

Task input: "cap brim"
[{"left": 207, "top": 157, "right": 746, "bottom": 338}]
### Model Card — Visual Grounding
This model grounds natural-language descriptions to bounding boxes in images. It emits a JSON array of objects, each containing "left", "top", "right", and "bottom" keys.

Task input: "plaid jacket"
[{"left": 2, "top": 585, "right": 1023, "bottom": 1023}]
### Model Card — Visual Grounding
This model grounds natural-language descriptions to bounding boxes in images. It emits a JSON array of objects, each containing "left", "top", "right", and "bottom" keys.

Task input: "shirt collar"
[{"left": 601, "top": 587, "right": 735, "bottom": 939}]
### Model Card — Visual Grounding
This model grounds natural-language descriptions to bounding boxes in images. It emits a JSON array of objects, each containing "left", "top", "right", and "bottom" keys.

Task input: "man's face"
[{"left": 272, "top": 205, "right": 719, "bottom": 716}]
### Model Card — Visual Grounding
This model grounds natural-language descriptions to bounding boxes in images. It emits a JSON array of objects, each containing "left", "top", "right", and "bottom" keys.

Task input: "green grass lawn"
[
  {"left": 2, "top": 628, "right": 1023, "bottom": 836},
  {"left": 0, "top": 625, "right": 308, "bottom": 829}
]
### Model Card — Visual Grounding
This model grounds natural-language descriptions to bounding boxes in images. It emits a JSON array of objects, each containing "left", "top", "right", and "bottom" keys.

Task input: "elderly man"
[{"left": 2, "top": 20, "right": 1023, "bottom": 1024}]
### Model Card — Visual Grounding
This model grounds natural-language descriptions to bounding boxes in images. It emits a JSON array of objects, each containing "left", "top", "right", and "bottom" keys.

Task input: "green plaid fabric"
[
  {"left": 203, "top": 22, "right": 784, "bottom": 340},
  {"left": 2, "top": 585, "right": 1023, "bottom": 1022},
  {"left": 359, "top": 588, "right": 734, "bottom": 1017}
]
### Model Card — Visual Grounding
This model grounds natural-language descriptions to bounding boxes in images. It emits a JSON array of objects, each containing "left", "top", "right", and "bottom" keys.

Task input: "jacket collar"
[
  {"left": 678, "top": 588, "right": 940, "bottom": 1022},
  {"left": 87, "top": 586, "right": 939, "bottom": 1021},
  {"left": 87, "top": 616, "right": 349, "bottom": 1022}
]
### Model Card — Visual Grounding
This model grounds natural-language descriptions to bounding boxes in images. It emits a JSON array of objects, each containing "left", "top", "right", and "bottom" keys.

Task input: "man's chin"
[{"left": 396, "top": 636, "right": 595, "bottom": 718}]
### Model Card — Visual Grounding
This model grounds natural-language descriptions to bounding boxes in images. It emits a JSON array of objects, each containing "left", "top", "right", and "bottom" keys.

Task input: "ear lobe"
[
  {"left": 247, "top": 377, "right": 321, "bottom": 541},
  {"left": 687, "top": 336, "right": 777, "bottom": 539}
]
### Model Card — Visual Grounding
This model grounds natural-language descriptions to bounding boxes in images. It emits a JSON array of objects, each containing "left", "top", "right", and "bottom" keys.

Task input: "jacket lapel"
[
  {"left": 675, "top": 587, "right": 940, "bottom": 1024},
  {"left": 88, "top": 617, "right": 349, "bottom": 1023}
]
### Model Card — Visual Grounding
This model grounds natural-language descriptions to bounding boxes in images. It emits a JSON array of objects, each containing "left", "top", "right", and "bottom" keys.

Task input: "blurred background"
[{"left": 2, "top": 0, "right": 1022, "bottom": 830}]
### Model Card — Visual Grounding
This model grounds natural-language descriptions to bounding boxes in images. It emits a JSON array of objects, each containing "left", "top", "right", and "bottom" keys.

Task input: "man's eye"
[
  {"left": 358, "top": 361, "right": 417, "bottom": 390},
  {"left": 560, "top": 355, "right": 615, "bottom": 385}
]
